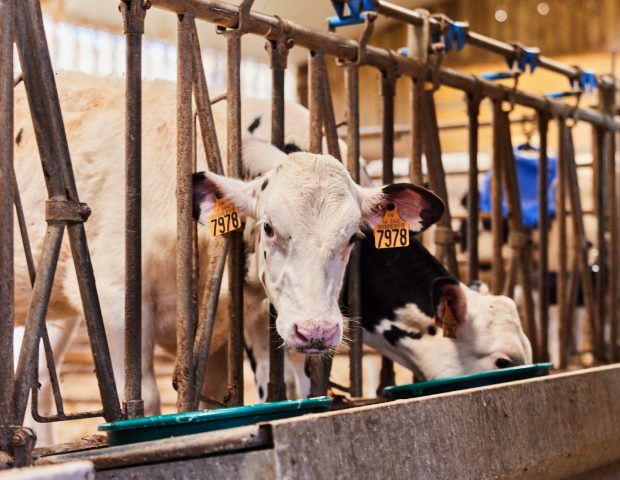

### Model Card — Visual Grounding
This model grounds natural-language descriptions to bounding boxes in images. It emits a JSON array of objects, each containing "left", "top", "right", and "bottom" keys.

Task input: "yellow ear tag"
[
  {"left": 434, "top": 298, "right": 458, "bottom": 339},
  {"left": 373, "top": 203, "right": 409, "bottom": 249},
  {"left": 208, "top": 199, "right": 241, "bottom": 237}
]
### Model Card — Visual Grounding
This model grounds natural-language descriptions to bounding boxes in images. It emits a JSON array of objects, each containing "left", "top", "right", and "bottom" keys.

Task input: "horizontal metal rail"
[{"left": 150, "top": 0, "right": 619, "bottom": 130}]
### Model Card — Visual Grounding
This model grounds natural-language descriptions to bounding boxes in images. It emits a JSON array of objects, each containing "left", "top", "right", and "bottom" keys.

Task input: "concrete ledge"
[
  {"left": 269, "top": 365, "right": 620, "bottom": 479},
  {"left": 0, "top": 461, "right": 94, "bottom": 480}
]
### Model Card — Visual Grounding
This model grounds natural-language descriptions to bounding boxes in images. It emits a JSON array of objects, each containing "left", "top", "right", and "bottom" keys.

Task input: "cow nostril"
[
  {"left": 294, "top": 324, "right": 309, "bottom": 343},
  {"left": 495, "top": 358, "right": 512, "bottom": 369}
]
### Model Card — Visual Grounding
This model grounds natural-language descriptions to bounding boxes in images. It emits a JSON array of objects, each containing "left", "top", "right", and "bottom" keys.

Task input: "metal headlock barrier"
[{"left": 0, "top": 0, "right": 618, "bottom": 469}]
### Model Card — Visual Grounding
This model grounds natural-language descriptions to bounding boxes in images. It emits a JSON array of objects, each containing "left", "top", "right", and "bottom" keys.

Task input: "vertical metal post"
[
  {"left": 226, "top": 31, "right": 245, "bottom": 407},
  {"left": 308, "top": 50, "right": 324, "bottom": 154},
  {"left": 120, "top": 0, "right": 147, "bottom": 420},
  {"left": 556, "top": 118, "right": 569, "bottom": 368},
  {"left": 378, "top": 68, "right": 397, "bottom": 390},
  {"left": 537, "top": 112, "right": 550, "bottom": 362},
  {"left": 266, "top": 35, "right": 289, "bottom": 402},
  {"left": 0, "top": 0, "right": 15, "bottom": 455},
  {"left": 466, "top": 93, "right": 481, "bottom": 283},
  {"left": 491, "top": 101, "right": 505, "bottom": 294},
  {"left": 345, "top": 64, "right": 363, "bottom": 398},
  {"left": 13, "top": 0, "right": 121, "bottom": 424},
  {"left": 593, "top": 126, "right": 608, "bottom": 361},
  {"left": 175, "top": 12, "right": 196, "bottom": 412}
]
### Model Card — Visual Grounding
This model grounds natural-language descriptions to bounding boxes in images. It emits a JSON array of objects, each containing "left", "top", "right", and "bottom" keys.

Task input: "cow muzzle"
[{"left": 287, "top": 322, "right": 342, "bottom": 354}]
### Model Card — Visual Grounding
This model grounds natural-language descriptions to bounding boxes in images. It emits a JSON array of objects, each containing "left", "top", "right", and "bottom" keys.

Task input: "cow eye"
[
  {"left": 495, "top": 358, "right": 512, "bottom": 369},
  {"left": 263, "top": 222, "right": 274, "bottom": 237}
]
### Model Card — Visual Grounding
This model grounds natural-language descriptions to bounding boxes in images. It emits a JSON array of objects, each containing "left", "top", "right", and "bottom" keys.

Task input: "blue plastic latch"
[
  {"left": 570, "top": 69, "right": 597, "bottom": 93},
  {"left": 481, "top": 72, "right": 516, "bottom": 81},
  {"left": 431, "top": 22, "right": 467, "bottom": 52},
  {"left": 507, "top": 47, "right": 538, "bottom": 73},
  {"left": 399, "top": 47, "right": 409, "bottom": 57},
  {"left": 328, "top": 0, "right": 375, "bottom": 29}
]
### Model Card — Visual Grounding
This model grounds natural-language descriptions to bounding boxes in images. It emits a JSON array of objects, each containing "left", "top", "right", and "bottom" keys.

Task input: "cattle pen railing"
[{"left": 0, "top": 0, "right": 619, "bottom": 469}]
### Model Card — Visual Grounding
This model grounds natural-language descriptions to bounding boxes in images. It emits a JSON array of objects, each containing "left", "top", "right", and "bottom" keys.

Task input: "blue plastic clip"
[
  {"left": 546, "top": 91, "right": 581, "bottom": 100},
  {"left": 399, "top": 47, "right": 409, "bottom": 57},
  {"left": 430, "top": 22, "right": 467, "bottom": 52},
  {"left": 328, "top": 0, "right": 375, "bottom": 29},
  {"left": 570, "top": 69, "right": 597, "bottom": 93},
  {"left": 506, "top": 47, "right": 539, "bottom": 73}
]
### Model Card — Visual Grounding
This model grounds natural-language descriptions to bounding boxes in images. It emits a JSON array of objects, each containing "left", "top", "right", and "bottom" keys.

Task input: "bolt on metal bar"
[
  {"left": 0, "top": 0, "right": 15, "bottom": 455},
  {"left": 175, "top": 12, "right": 197, "bottom": 412},
  {"left": 14, "top": 0, "right": 121, "bottom": 424},
  {"left": 225, "top": 28, "right": 245, "bottom": 407},
  {"left": 344, "top": 64, "right": 363, "bottom": 398},
  {"left": 466, "top": 92, "right": 482, "bottom": 284},
  {"left": 537, "top": 112, "right": 550, "bottom": 362},
  {"left": 121, "top": 0, "right": 148, "bottom": 420},
  {"left": 150, "top": 0, "right": 619, "bottom": 130},
  {"left": 266, "top": 35, "right": 288, "bottom": 402}
]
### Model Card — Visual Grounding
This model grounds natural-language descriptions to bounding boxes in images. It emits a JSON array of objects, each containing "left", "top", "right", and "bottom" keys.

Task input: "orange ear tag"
[
  {"left": 434, "top": 298, "right": 458, "bottom": 339},
  {"left": 373, "top": 203, "right": 409, "bottom": 249},
  {"left": 208, "top": 199, "right": 242, "bottom": 237}
]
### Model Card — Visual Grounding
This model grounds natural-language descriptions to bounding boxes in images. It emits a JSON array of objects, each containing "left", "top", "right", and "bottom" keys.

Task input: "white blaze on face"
[{"left": 193, "top": 142, "right": 444, "bottom": 354}]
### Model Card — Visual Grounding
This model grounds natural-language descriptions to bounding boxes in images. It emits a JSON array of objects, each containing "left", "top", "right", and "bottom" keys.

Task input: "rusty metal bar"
[
  {"left": 466, "top": 92, "right": 482, "bottom": 283},
  {"left": 14, "top": 0, "right": 121, "bottom": 424},
  {"left": 120, "top": 0, "right": 147, "bottom": 420},
  {"left": 266, "top": 34, "right": 288, "bottom": 402},
  {"left": 420, "top": 90, "right": 459, "bottom": 278},
  {"left": 225, "top": 27, "right": 245, "bottom": 407},
  {"left": 490, "top": 102, "right": 505, "bottom": 294},
  {"left": 409, "top": 80, "right": 424, "bottom": 186},
  {"left": 343, "top": 64, "right": 363, "bottom": 398},
  {"left": 150, "top": 0, "right": 619, "bottom": 131},
  {"left": 537, "top": 112, "right": 550, "bottom": 362},
  {"left": 496, "top": 109, "right": 538, "bottom": 360},
  {"left": 556, "top": 118, "right": 569, "bottom": 368},
  {"left": 564, "top": 122, "right": 598, "bottom": 362},
  {"left": 308, "top": 50, "right": 324, "bottom": 154},
  {"left": 175, "top": 12, "right": 196, "bottom": 412},
  {"left": 374, "top": 0, "right": 602, "bottom": 85},
  {"left": 0, "top": 0, "right": 15, "bottom": 455},
  {"left": 593, "top": 126, "right": 608, "bottom": 361},
  {"left": 319, "top": 57, "right": 342, "bottom": 162}
]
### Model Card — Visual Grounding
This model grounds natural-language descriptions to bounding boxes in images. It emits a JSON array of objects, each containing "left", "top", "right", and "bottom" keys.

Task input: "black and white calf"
[{"left": 359, "top": 233, "right": 532, "bottom": 381}]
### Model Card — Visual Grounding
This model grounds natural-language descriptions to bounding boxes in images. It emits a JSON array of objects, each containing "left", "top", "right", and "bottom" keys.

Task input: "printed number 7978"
[{"left": 210, "top": 211, "right": 240, "bottom": 236}]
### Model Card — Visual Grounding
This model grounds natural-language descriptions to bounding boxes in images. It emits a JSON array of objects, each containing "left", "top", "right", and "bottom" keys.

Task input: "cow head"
[
  {"left": 429, "top": 278, "right": 533, "bottom": 375},
  {"left": 193, "top": 147, "right": 444, "bottom": 354}
]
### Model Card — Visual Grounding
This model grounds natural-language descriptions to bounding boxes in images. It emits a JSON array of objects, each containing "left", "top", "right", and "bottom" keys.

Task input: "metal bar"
[
  {"left": 344, "top": 65, "right": 363, "bottom": 398},
  {"left": 537, "top": 112, "right": 550, "bottom": 362},
  {"left": 15, "top": 0, "right": 121, "bottom": 423},
  {"left": 226, "top": 29, "right": 245, "bottom": 407},
  {"left": 594, "top": 126, "right": 608, "bottom": 361},
  {"left": 266, "top": 35, "right": 288, "bottom": 402},
  {"left": 466, "top": 92, "right": 481, "bottom": 283},
  {"left": 490, "top": 101, "right": 505, "bottom": 294},
  {"left": 0, "top": 0, "right": 15, "bottom": 453},
  {"left": 556, "top": 119, "right": 569, "bottom": 368},
  {"left": 308, "top": 50, "right": 324, "bottom": 154},
  {"left": 420, "top": 90, "right": 459, "bottom": 278},
  {"left": 374, "top": 0, "right": 600, "bottom": 83},
  {"left": 564, "top": 123, "right": 598, "bottom": 363},
  {"left": 12, "top": 166, "right": 36, "bottom": 285},
  {"left": 175, "top": 12, "right": 196, "bottom": 412},
  {"left": 191, "top": 238, "right": 228, "bottom": 408},
  {"left": 497, "top": 110, "right": 538, "bottom": 360},
  {"left": 319, "top": 57, "right": 342, "bottom": 162},
  {"left": 121, "top": 0, "right": 147, "bottom": 420},
  {"left": 149, "top": 0, "right": 620, "bottom": 130},
  {"left": 409, "top": 80, "right": 424, "bottom": 185}
]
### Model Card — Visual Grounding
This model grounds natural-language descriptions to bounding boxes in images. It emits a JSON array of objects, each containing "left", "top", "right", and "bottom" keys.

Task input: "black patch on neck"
[
  {"left": 283, "top": 143, "right": 303, "bottom": 154},
  {"left": 261, "top": 178, "right": 269, "bottom": 191},
  {"left": 383, "top": 325, "right": 423, "bottom": 346},
  {"left": 248, "top": 115, "right": 261, "bottom": 134},
  {"left": 244, "top": 343, "right": 257, "bottom": 373},
  {"left": 258, "top": 386, "right": 264, "bottom": 400}
]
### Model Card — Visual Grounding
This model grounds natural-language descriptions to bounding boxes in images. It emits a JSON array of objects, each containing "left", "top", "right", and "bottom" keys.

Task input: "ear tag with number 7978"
[
  {"left": 373, "top": 203, "right": 409, "bottom": 249},
  {"left": 208, "top": 199, "right": 241, "bottom": 237}
]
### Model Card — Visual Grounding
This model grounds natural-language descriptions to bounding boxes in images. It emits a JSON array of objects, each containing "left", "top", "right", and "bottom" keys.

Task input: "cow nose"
[{"left": 293, "top": 323, "right": 341, "bottom": 352}]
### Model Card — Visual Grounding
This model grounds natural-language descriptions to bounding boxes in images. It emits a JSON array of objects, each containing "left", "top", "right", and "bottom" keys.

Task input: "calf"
[{"left": 360, "top": 233, "right": 533, "bottom": 380}]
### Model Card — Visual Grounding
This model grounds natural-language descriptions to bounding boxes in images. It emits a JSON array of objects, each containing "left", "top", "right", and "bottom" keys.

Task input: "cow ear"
[
  {"left": 358, "top": 183, "right": 444, "bottom": 232},
  {"left": 432, "top": 278, "right": 468, "bottom": 327},
  {"left": 192, "top": 171, "right": 261, "bottom": 224}
]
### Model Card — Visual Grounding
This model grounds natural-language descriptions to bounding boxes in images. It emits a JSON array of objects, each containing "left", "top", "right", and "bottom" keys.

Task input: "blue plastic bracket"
[
  {"left": 506, "top": 45, "right": 539, "bottom": 73},
  {"left": 328, "top": 0, "right": 375, "bottom": 30},
  {"left": 430, "top": 20, "right": 468, "bottom": 53},
  {"left": 546, "top": 90, "right": 581, "bottom": 100},
  {"left": 570, "top": 69, "right": 597, "bottom": 93},
  {"left": 481, "top": 71, "right": 518, "bottom": 81}
]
